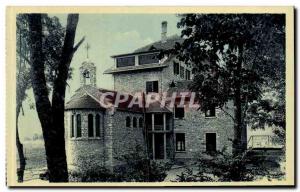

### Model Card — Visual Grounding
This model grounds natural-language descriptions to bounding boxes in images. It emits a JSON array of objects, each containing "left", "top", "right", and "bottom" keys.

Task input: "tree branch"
[
  {"left": 218, "top": 106, "right": 235, "bottom": 121},
  {"left": 17, "top": 50, "right": 31, "bottom": 64},
  {"left": 73, "top": 36, "right": 85, "bottom": 53}
]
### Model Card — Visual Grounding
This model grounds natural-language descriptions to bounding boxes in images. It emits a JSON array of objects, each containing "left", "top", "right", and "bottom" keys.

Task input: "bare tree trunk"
[
  {"left": 50, "top": 14, "right": 82, "bottom": 182},
  {"left": 16, "top": 105, "right": 26, "bottom": 182},
  {"left": 232, "top": 44, "right": 247, "bottom": 155},
  {"left": 28, "top": 13, "right": 83, "bottom": 182},
  {"left": 16, "top": 25, "right": 26, "bottom": 182}
]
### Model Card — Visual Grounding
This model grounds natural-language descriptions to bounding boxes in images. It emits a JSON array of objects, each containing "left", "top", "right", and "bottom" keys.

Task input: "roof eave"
[
  {"left": 110, "top": 50, "right": 161, "bottom": 58},
  {"left": 103, "top": 64, "right": 168, "bottom": 74}
]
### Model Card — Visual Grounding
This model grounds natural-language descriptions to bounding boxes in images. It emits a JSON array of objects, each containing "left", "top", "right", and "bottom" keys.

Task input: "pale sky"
[{"left": 18, "top": 14, "right": 181, "bottom": 140}]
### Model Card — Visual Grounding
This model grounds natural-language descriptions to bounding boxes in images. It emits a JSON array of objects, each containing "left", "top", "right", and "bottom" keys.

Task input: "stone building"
[{"left": 64, "top": 21, "right": 236, "bottom": 172}]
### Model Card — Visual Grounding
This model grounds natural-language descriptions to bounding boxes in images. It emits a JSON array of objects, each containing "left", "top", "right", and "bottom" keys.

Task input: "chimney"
[{"left": 161, "top": 21, "right": 167, "bottom": 42}]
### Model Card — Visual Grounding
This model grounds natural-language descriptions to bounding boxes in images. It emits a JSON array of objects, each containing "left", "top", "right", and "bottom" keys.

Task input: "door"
[
  {"left": 154, "top": 133, "right": 164, "bottom": 159},
  {"left": 206, "top": 133, "right": 216, "bottom": 153}
]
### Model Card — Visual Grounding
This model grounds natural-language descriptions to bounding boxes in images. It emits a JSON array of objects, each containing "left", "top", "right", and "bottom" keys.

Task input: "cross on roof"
[{"left": 85, "top": 43, "right": 90, "bottom": 59}]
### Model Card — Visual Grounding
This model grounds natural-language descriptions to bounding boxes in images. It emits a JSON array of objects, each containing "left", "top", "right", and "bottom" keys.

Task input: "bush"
[
  {"left": 69, "top": 144, "right": 172, "bottom": 182},
  {"left": 69, "top": 167, "right": 122, "bottom": 182},
  {"left": 175, "top": 150, "right": 285, "bottom": 182},
  {"left": 114, "top": 144, "right": 172, "bottom": 182}
]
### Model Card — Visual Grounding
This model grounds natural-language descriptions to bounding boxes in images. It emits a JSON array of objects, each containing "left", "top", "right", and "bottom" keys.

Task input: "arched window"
[
  {"left": 88, "top": 114, "right": 94, "bottom": 137},
  {"left": 133, "top": 117, "right": 137, "bottom": 128},
  {"left": 139, "top": 117, "right": 143, "bottom": 128},
  {"left": 96, "top": 114, "right": 101, "bottom": 137},
  {"left": 76, "top": 114, "right": 81, "bottom": 137},
  {"left": 71, "top": 114, "right": 74, "bottom": 138},
  {"left": 126, "top": 116, "right": 131, "bottom": 127}
]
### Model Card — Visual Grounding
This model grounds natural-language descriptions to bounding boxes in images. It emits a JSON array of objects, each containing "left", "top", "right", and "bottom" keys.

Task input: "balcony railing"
[{"left": 247, "top": 135, "right": 282, "bottom": 149}]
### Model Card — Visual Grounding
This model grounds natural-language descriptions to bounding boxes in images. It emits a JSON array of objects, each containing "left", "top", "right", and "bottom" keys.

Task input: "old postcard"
[{"left": 6, "top": 6, "right": 294, "bottom": 187}]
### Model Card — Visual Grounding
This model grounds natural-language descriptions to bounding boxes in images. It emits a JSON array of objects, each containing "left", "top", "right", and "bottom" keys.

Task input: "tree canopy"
[{"left": 164, "top": 14, "right": 285, "bottom": 152}]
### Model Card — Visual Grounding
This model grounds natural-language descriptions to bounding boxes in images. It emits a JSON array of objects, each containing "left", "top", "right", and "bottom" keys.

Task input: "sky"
[{"left": 18, "top": 14, "right": 181, "bottom": 140}]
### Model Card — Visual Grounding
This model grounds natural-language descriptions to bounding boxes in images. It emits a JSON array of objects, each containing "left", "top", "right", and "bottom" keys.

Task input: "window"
[
  {"left": 116, "top": 56, "right": 135, "bottom": 68},
  {"left": 146, "top": 81, "right": 159, "bottom": 93},
  {"left": 154, "top": 114, "right": 163, "bottom": 125},
  {"left": 83, "top": 69, "right": 90, "bottom": 78},
  {"left": 206, "top": 133, "right": 216, "bottom": 153},
  {"left": 205, "top": 106, "right": 216, "bottom": 117},
  {"left": 139, "top": 117, "right": 143, "bottom": 128},
  {"left": 76, "top": 114, "right": 81, "bottom": 137},
  {"left": 185, "top": 69, "right": 191, "bottom": 80},
  {"left": 95, "top": 114, "right": 101, "bottom": 137},
  {"left": 138, "top": 53, "right": 159, "bottom": 65},
  {"left": 88, "top": 114, "right": 94, "bottom": 137},
  {"left": 175, "top": 105, "right": 184, "bottom": 119},
  {"left": 173, "top": 62, "right": 179, "bottom": 75},
  {"left": 126, "top": 116, "right": 131, "bottom": 127},
  {"left": 71, "top": 115, "right": 74, "bottom": 138},
  {"left": 133, "top": 117, "right": 137, "bottom": 128},
  {"left": 180, "top": 66, "right": 185, "bottom": 78},
  {"left": 176, "top": 133, "right": 185, "bottom": 151}
]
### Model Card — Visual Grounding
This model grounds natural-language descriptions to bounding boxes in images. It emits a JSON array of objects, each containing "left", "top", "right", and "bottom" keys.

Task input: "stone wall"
[
  {"left": 112, "top": 56, "right": 234, "bottom": 161},
  {"left": 64, "top": 109, "right": 109, "bottom": 172},
  {"left": 113, "top": 57, "right": 189, "bottom": 94},
  {"left": 110, "top": 110, "right": 146, "bottom": 166},
  {"left": 173, "top": 102, "right": 235, "bottom": 160}
]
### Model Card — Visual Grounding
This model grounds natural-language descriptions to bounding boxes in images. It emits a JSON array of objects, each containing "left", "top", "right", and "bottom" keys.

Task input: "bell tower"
[{"left": 79, "top": 43, "right": 96, "bottom": 87}]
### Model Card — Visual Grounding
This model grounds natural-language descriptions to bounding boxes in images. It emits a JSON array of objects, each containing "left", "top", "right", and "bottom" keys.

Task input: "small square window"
[
  {"left": 146, "top": 81, "right": 158, "bottom": 94},
  {"left": 205, "top": 106, "right": 216, "bottom": 117},
  {"left": 175, "top": 105, "right": 184, "bottom": 119}
]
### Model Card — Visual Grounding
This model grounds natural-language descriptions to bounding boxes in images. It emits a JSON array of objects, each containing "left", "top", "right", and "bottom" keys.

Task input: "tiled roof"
[
  {"left": 66, "top": 85, "right": 174, "bottom": 113},
  {"left": 146, "top": 100, "right": 172, "bottom": 113},
  {"left": 65, "top": 94, "right": 104, "bottom": 110},
  {"left": 103, "top": 63, "right": 168, "bottom": 74},
  {"left": 110, "top": 35, "right": 183, "bottom": 58},
  {"left": 106, "top": 35, "right": 182, "bottom": 74},
  {"left": 133, "top": 35, "right": 183, "bottom": 53},
  {"left": 65, "top": 85, "right": 143, "bottom": 113}
]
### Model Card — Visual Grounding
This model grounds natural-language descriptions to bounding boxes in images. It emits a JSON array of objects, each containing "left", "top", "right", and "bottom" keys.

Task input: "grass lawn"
[{"left": 16, "top": 140, "right": 47, "bottom": 181}]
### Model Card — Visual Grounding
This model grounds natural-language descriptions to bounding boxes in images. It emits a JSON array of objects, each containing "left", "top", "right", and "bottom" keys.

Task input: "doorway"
[{"left": 154, "top": 133, "right": 164, "bottom": 159}]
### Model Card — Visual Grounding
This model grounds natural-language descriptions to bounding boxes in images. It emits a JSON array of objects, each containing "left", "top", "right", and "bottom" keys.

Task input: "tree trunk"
[
  {"left": 16, "top": 105, "right": 26, "bottom": 182},
  {"left": 50, "top": 14, "right": 81, "bottom": 182},
  {"left": 232, "top": 44, "right": 247, "bottom": 155},
  {"left": 28, "top": 13, "right": 82, "bottom": 182},
  {"left": 16, "top": 25, "right": 26, "bottom": 183}
]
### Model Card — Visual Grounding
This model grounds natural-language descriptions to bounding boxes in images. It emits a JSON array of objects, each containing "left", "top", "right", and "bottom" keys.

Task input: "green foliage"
[
  {"left": 16, "top": 14, "right": 72, "bottom": 102},
  {"left": 160, "top": 14, "right": 286, "bottom": 150},
  {"left": 168, "top": 14, "right": 284, "bottom": 112},
  {"left": 69, "top": 167, "right": 118, "bottom": 182},
  {"left": 175, "top": 150, "right": 285, "bottom": 182},
  {"left": 69, "top": 144, "right": 171, "bottom": 182},
  {"left": 115, "top": 144, "right": 172, "bottom": 182}
]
